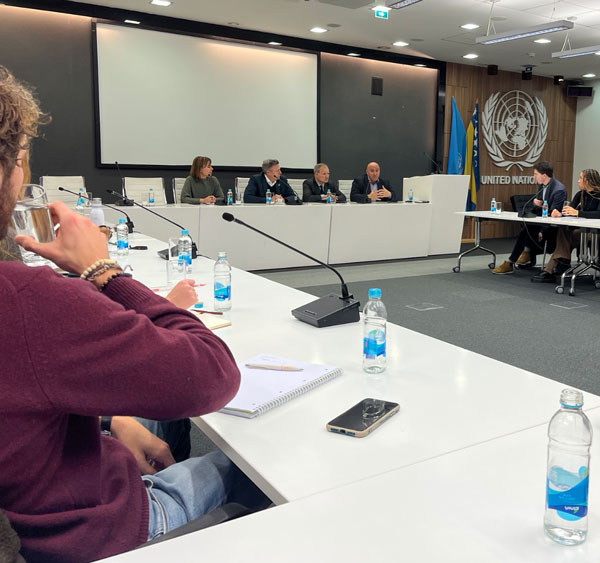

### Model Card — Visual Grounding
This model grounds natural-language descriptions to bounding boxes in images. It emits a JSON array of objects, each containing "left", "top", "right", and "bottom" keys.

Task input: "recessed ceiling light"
[
  {"left": 463, "top": 53, "right": 479, "bottom": 59},
  {"left": 310, "top": 27, "right": 328, "bottom": 33},
  {"left": 534, "top": 38, "right": 551, "bottom": 44},
  {"left": 268, "top": 42, "right": 282, "bottom": 46},
  {"left": 461, "top": 23, "right": 479, "bottom": 30},
  {"left": 393, "top": 40, "right": 409, "bottom": 47},
  {"left": 414, "top": 63, "right": 426, "bottom": 67},
  {"left": 347, "top": 52, "right": 361, "bottom": 57},
  {"left": 150, "top": 0, "right": 171, "bottom": 6},
  {"left": 124, "top": 20, "right": 140, "bottom": 24},
  {"left": 583, "top": 73, "right": 596, "bottom": 78}
]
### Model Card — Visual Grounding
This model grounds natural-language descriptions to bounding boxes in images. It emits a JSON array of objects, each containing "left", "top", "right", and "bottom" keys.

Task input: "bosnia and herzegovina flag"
[
  {"left": 464, "top": 103, "right": 480, "bottom": 211},
  {"left": 447, "top": 97, "right": 466, "bottom": 175}
]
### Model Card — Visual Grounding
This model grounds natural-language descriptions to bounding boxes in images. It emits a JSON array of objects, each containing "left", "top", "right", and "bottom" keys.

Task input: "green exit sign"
[{"left": 374, "top": 9, "right": 389, "bottom": 19}]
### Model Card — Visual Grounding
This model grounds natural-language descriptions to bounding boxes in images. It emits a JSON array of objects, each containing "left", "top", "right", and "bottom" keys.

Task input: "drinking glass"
[
  {"left": 166, "top": 236, "right": 186, "bottom": 285},
  {"left": 495, "top": 201, "right": 502, "bottom": 214},
  {"left": 11, "top": 184, "right": 55, "bottom": 266}
]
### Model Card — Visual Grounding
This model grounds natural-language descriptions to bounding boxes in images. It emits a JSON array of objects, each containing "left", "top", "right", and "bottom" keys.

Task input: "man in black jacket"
[
  {"left": 492, "top": 160, "right": 567, "bottom": 275},
  {"left": 302, "top": 163, "right": 346, "bottom": 203},
  {"left": 243, "top": 159, "right": 296, "bottom": 204},
  {"left": 350, "top": 162, "right": 397, "bottom": 203}
]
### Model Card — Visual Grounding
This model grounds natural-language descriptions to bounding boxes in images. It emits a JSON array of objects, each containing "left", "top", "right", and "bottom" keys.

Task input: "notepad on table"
[
  {"left": 190, "top": 310, "right": 232, "bottom": 330},
  {"left": 221, "top": 354, "right": 343, "bottom": 418}
]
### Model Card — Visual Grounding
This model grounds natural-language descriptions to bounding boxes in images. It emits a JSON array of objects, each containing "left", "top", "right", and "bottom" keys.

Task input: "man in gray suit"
[{"left": 302, "top": 163, "right": 346, "bottom": 203}]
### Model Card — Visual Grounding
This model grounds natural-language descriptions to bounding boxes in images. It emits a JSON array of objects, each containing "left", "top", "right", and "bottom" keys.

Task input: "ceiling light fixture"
[
  {"left": 124, "top": 20, "right": 140, "bottom": 24},
  {"left": 582, "top": 73, "right": 596, "bottom": 78},
  {"left": 414, "top": 63, "right": 426, "bottom": 67},
  {"left": 476, "top": 20, "right": 573, "bottom": 45},
  {"left": 347, "top": 52, "right": 361, "bottom": 57},
  {"left": 386, "top": 0, "right": 422, "bottom": 9},
  {"left": 310, "top": 27, "right": 328, "bottom": 33},
  {"left": 268, "top": 42, "right": 282, "bottom": 46},
  {"left": 461, "top": 23, "right": 480, "bottom": 30},
  {"left": 463, "top": 53, "right": 478, "bottom": 59},
  {"left": 552, "top": 45, "right": 600, "bottom": 59},
  {"left": 392, "top": 40, "right": 409, "bottom": 47},
  {"left": 150, "top": 0, "right": 172, "bottom": 6},
  {"left": 534, "top": 38, "right": 551, "bottom": 44}
]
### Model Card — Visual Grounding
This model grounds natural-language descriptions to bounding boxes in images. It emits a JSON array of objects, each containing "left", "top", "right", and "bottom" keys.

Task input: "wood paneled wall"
[{"left": 445, "top": 63, "right": 577, "bottom": 239}]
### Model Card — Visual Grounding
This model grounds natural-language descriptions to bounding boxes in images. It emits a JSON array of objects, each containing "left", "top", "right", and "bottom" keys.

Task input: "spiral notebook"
[{"left": 221, "top": 354, "right": 343, "bottom": 418}]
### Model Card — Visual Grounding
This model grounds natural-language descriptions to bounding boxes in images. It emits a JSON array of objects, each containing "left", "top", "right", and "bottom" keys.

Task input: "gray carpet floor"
[{"left": 299, "top": 267, "right": 600, "bottom": 397}]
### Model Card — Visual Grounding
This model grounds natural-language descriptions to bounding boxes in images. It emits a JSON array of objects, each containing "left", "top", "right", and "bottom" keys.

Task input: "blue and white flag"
[{"left": 447, "top": 97, "right": 466, "bottom": 175}]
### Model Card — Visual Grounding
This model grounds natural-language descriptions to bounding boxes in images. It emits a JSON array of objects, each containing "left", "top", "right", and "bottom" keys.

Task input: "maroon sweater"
[{"left": 0, "top": 262, "right": 240, "bottom": 562}]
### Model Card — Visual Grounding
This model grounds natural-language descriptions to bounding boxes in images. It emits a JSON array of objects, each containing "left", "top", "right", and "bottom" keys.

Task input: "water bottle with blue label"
[
  {"left": 542, "top": 200, "right": 549, "bottom": 218},
  {"left": 491, "top": 197, "right": 496, "bottom": 213},
  {"left": 148, "top": 187, "right": 155, "bottom": 206},
  {"left": 227, "top": 189, "right": 233, "bottom": 206},
  {"left": 116, "top": 218, "right": 129, "bottom": 256},
  {"left": 266, "top": 189, "right": 272, "bottom": 205},
  {"left": 408, "top": 188, "right": 414, "bottom": 202},
  {"left": 177, "top": 229, "right": 193, "bottom": 274},
  {"left": 363, "top": 288, "right": 387, "bottom": 374},
  {"left": 544, "top": 388, "right": 592, "bottom": 546},
  {"left": 214, "top": 251, "right": 232, "bottom": 311},
  {"left": 326, "top": 188, "right": 332, "bottom": 203},
  {"left": 76, "top": 187, "right": 86, "bottom": 213}
]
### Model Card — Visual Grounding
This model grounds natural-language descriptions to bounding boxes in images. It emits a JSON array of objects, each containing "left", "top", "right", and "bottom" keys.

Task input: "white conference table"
[
  {"left": 121, "top": 234, "right": 600, "bottom": 507},
  {"left": 105, "top": 409, "right": 600, "bottom": 562}
]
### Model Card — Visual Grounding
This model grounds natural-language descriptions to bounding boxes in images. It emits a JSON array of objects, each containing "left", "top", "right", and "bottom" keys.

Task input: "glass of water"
[{"left": 11, "top": 184, "right": 55, "bottom": 266}]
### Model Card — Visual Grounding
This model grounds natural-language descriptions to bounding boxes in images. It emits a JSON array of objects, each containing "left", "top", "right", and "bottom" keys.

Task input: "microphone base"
[
  {"left": 157, "top": 243, "right": 199, "bottom": 260},
  {"left": 115, "top": 199, "right": 134, "bottom": 206},
  {"left": 292, "top": 294, "right": 360, "bottom": 328},
  {"left": 518, "top": 210, "right": 536, "bottom": 218}
]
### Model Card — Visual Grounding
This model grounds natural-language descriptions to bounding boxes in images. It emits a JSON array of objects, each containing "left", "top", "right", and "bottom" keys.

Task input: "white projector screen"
[{"left": 95, "top": 23, "right": 318, "bottom": 168}]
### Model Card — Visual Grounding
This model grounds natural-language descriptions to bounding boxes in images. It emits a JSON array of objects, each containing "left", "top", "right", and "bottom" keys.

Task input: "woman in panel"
[{"left": 180, "top": 156, "right": 224, "bottom": 204}]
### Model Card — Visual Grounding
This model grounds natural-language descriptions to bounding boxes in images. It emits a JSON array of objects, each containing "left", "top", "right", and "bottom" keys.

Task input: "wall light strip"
[
  {"left": 386, "top": 0, "right": 422, "bottom": 9},
  {"left": 476, "top": 20, "right": 573, "bottom": 45},
  {"left": 552, "top": 45, "right": 600, "bottom": 59}
]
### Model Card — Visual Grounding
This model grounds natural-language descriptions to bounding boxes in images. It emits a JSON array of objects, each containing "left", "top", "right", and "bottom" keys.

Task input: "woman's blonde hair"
[{"left": 581, "top": 169, "right": 600, "bottom": 193}]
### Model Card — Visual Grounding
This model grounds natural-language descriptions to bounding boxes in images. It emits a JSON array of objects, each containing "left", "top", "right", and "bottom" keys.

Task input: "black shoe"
[
  {"left": 531, "top": 270, "right": 556, "bottom": 283},
  {"left": 551, "top": 258, "right": 571, "bottom": 276}
]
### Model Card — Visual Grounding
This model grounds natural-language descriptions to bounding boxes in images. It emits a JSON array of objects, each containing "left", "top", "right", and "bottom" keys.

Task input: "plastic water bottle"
[
  {"left": 177, "top": 229, "right": 193, "bottom": 274},
  {"left": 266, "top": 189, "right": 272, "bottom": 204},
  {"left": 227, "top": 189, "right": 233, "bottom": 206},
  {"left": 76, "top": 187, "right": 86, "bottom": 213},
  {"left": 363, "top": 288, "right": 387, "bottom": 374},
  {"left": 491, "top": 197, "right": 496, "bottom": 213},
  {"left": 544, "top": 388, "right": 592, "bottom": 546},
  {"left": 89, "top": 197, "right": 105, "bottom": 226},
  {"left": 542, "top": 200, "right": 549, "bottom": 218},
  {"left": 326, "top": 188, "right": 332, "bottom": 203},
  {"left": 214, "top": 251, "right": 232, "bottom": 311},
  {"left": 116, "top": 218, "right": 129, "bottom": 256},
  {"left": 408, "top": 188, "right": 414, "bottom": 202},
  {"left": 148, "top": 187, "right": 155, "bottom": 206}
]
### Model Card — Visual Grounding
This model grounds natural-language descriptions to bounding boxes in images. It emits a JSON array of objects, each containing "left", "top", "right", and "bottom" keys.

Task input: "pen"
[
  {"left": 245, "top": 363, "right": 304, "bottom": 371},
  {"left": 193, "top": 310, "right": 224, "bottom": 316}
]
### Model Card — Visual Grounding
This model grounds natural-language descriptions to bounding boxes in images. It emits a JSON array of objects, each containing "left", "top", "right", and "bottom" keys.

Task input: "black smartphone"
[{"left": 326, "top": 399, "right": 399, "bottom": 438}]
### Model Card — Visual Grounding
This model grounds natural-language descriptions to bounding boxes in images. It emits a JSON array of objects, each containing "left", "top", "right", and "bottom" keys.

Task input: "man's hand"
[
  {"left": 551, "top": 209, "right": 562, "bottom": 218},
  {"left": 272, "top": 193, "right": 284, "bottom": 202},
  {"left": 368, "top": 190, "right": 380, "bottom": 201},
  {"left": 165, "top": 279, "right": 197, "bottom": 309},
  {"left": 378, "top": 186, "right": 391, "bottom": 199},
  {"left": 110, "top": 416, "right": 175, "bottom": 475},
  {"left": 533, "top": 198, "right": 543, "bottom": 207}
]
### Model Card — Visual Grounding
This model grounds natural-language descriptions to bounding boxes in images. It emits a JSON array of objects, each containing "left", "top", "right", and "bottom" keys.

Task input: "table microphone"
[
  {"left": 106, "top": 189, "right": 198, "bottom": 259},
  {"left": 58, "top": 187, "right": 135, "bottom": 233},
  {"left": 277, "top": 177, "right": 303, "bottom": 205},
  {"left": 423, "top": 152, "right": 442, "bottom": 174},
  {"left": 114, "top": 161, "right": 134, "bottom": 206},
  {"left": 222, "top": 212, "right": 359, "bottom": 327},
  {"left": 518, "top": 189, "right": 542, "bottom": 218}
]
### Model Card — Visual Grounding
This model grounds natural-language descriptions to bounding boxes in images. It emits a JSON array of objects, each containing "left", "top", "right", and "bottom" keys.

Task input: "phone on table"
[{"left": 326, "top": 399, "right": 399, "bottom": 438}]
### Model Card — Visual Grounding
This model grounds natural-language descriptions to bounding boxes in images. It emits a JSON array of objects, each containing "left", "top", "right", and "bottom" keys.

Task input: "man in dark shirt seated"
[
  {"left": 243, "top": 158, "right": 296, "bottom": 203},
  {"left": 302, "top": 163, "right": 346, "bottom": 203},
  {"left": 350, "top": 162, "right": 397, "bottom": 203}
]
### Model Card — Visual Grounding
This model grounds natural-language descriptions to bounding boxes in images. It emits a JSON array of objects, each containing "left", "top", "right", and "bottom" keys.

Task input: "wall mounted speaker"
[
  {"left": 371, "top": 77, "right": 383, "bottom": 96},
  {"left": 487, "top": 65, "right": 498, "bottom": 76}
]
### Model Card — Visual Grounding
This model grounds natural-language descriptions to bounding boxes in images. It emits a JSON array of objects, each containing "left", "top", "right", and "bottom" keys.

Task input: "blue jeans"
[{"left": 143, "top": 450, "right": 268, "bottom": 540}]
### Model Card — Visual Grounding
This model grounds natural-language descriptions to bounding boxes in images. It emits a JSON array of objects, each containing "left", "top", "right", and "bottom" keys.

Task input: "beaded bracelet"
[
  {"left": 99, "top": 271, "right": 132, "bottom": 292},
  {"left": 80, "top": 259, "right": 120, "bottom": 281}
]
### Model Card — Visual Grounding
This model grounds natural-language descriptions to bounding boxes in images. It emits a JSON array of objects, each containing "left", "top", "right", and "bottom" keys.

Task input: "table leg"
[{"left": 453, "top": 218, "right": 497, "bottom": 273}]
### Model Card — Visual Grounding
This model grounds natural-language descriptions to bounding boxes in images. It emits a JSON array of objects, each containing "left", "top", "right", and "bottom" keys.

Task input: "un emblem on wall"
[{"left": 481, "top": 90, "right": 548, "bottom": 171}]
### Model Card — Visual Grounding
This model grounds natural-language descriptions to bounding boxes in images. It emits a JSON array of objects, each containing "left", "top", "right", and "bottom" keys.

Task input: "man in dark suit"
[
  {"left": 243, "top": 158, "right": 296, "bottom": 203},
  {"left": 492, "top": 160, "right": 567, "bottom": 275},
  {"left": 302, "top": 163, "right": 346, "bottom": 203},
  {"left": 350, "top": 162, "right": 397, "bottom": 203}
]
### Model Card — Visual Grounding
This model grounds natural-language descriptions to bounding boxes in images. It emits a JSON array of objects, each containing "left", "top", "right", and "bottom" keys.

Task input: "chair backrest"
[
  {"left": 235, "top": 177, "right": 251, "bottom": 201},
  {"left": 172, "top": 178, "right": 186, "bottom": 203},
  {"left": 510, "top": 193, "right": 536, "bottom": 214},
  {"left": 287, "top": 179, "right": 304, "bottom": 197},
  {"left": 338, "top": 180, "right": 353, "bottom": 199},
  {"left": 123, "top": 177, "right": 166, "bottom": 205},
  {"left": 40, "top": 176, "right": 86, "bottom": 204}
]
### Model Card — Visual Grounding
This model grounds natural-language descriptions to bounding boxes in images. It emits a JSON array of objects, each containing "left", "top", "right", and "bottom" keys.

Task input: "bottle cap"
[
  {"left": 118, "top": 218, "right": 125, "bottom": 223},
  {"left": 218, "top": 251, "right": 227, "bottom": 258},
  {"left": 92, "top": 198, "right": 102, "bottom": 205},
  {"left": 368, "top": 288, "right": 382, "bottom": 299},
  {"left": 560, "top": 388, "right": 583, "bottom": 409},
  {"left": 181, "top": 229, "right": 189, "bottom": 235}
]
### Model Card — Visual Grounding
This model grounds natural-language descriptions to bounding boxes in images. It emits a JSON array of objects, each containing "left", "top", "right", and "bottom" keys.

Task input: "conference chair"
[
  {"left": 40, "top": 175, "right": 86, "bottom": 205},
  {"left": 235, "top": 177, "right": 250, "bottom": 202},
  {"left": 338, "top": 180, "right": 352, "bottom": 200},
  {"left": 122, "top": 177, "right": 166, "bottom": 205},
  {"left": 555, "top": 228, "right": 600, "bottom": 296},
  {"left": 172, "top": 178, "right": 186, "bottom": 204}
]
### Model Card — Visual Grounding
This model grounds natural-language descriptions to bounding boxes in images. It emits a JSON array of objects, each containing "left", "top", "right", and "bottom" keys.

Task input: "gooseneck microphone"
[
  {"left": 58, "top": 187, "right": 135, "bottom": 233},
  {"left": 518, "top": 188, "right": 542, "bottom": 218},
  {"left": 277, "top": 177, "right": 303, "bottom": 205},
  {"left": 114, "top": 161, "right": 134, "bottom": 206},
  {"left": 423, "top": 152, "right": 442, "bottom": 174},
  {"left": 222, "top": 212, "right": 359, "bottom": 327},
  {"left": 106, "top": 189, "right": 198, "bottom": 259}
]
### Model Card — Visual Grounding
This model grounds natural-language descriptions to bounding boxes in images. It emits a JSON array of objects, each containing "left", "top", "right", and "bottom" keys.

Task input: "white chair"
[
  {"left": 172, "top": 178, "right": 186, "bottom": 203},
  {"left": 235, "top": 177, "right": 251, "bottom": 202},
  {"left": 40, "top": 176, "right": 86, "bottom": 205},
  {"left": 338, "top": 180, "right": 353, "bottom": 200},
  {"left": 122, "top": 177, "right": 166, "bottom": 205},
  {"left": 287, "top": 179, "right": 304, "bottom": 199}
]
